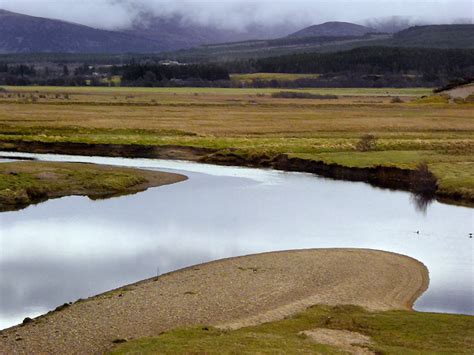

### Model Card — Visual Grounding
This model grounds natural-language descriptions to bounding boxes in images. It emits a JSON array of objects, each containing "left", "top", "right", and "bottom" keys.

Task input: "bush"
[
  {"left": 356, "top": 134, "right": 377, "bottom": 152},
  {"left": 411, "top": 162, "right": 438, "bottom": 194},
  {"left": 391, "top": 96, "right": 403, "bottom": 103}
]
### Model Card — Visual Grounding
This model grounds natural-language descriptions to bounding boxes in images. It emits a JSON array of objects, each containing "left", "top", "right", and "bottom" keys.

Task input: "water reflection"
[
  {"left": 410, "top": 193, "right": 436, "bottom": 215},
  {"left": 0, "top": 152, "right": 473, "bottom": 329}
]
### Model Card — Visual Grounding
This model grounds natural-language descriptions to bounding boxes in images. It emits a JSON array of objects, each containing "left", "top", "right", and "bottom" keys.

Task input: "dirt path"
[{"left": 0, "top": 249, "right": 429, "bottom": 354}]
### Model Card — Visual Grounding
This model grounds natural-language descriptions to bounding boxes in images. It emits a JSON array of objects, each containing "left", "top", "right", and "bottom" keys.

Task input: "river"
[{"left": 0, "top": 152, "right": 472, "bottom": 329}]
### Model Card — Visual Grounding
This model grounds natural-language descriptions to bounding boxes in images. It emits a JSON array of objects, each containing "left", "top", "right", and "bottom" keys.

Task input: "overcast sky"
[{"left": 0, "top": 0, "right": 472, "bottom": 30}]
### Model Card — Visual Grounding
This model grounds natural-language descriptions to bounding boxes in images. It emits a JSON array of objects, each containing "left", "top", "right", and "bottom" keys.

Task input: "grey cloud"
[{"left": 0, "top": 0, "right": 472, "bottom": 31}]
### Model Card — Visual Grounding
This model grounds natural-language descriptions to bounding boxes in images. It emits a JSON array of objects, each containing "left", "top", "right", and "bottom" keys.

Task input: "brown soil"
[{"left": 0, "top": 249, "right": 429, "bottom": 355}]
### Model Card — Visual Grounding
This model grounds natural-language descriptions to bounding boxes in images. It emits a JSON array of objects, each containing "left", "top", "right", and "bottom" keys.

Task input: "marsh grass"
[{"left": 0, "top": 162, "right": 153, "bottom": 209}]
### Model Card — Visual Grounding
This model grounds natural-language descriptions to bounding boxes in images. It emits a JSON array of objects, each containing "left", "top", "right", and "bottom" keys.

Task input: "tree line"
[
  {"left": 1, "top": 47, "right": 473, "bottom": 88},
  {"left": 121, "top": 64, "right": 230, "bottom": 86},
  {"left": 250, "top": 47, "right": 474, "bottom": 77},
  {"left": 0, "top": 62, "right": 230, "bottom": 86}
]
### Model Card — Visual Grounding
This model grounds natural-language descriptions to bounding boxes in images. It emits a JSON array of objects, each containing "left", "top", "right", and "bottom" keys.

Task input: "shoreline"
[
  {"left": 0, "top": 160, "right": 187, "bottom": 212},
  {"left": 0, "top": 248, "right": 430, "bottom": 354},
  {"left": 1, "top": 140, "right": 472, "bottom": 207}
]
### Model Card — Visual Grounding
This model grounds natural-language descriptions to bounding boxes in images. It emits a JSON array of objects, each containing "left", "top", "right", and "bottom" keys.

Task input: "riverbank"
[
  {"left": 0, "top": 161, "right": 187, "bottom": 211},
  {"left": 1, "top": 140, "right": 471, "bottom": 206},
  {"left": 0, "top": 249, "right": 430, "bottom": 354}
]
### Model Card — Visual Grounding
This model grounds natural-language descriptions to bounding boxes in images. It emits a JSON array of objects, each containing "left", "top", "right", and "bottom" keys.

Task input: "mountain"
[
  {"left": 0, "top": 9, "right": 164, "bottom": 53},
  {"left": 289, "top": 22, "right": 375, "bottom": 38},
  {"left": 391, "top": 25, "right": 474, "bottom": 48},
  {"left": 0, "top": 9, "right": 296, "bottom": 54},
  {"left": 128, "top": 15, "right": 297, "bottom": 52},
  {"left": 163, "top": 24, "right": 474, "bottom": 63},
  {"left": 163, "top": 33, "right": 389, "bottom": 62}
]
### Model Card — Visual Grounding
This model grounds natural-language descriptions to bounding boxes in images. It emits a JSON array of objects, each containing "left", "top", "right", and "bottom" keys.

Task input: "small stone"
[{"left": 22, "top": 317, "right": 34, "bottom": 325}]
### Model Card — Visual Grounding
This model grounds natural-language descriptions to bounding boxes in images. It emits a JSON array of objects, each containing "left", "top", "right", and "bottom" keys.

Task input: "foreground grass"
[
  {"left": 0, "top": 86, "right": 472, "bottom": 202},
  {"left": 111, "top": 305, "right": 474, "bottom": 354},
  {"left": 0, "top": 161, "right": 183, "bottom": 210}
]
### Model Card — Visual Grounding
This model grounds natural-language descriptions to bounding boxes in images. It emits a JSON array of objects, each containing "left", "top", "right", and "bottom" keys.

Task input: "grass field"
[
  {"left": 231, "top": 72, "right": 322, "bottom": 82},
  {"left": 0, "top": 86, "right": 472, "bottom": 201},
  {"left": 111, "top": 305, "right": 474, "bottom": 354}
]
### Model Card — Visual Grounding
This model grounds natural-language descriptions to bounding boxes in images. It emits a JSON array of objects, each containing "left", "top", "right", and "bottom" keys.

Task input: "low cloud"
[{"left": 0, "top": 0, "right": 472, "bottom": 31}]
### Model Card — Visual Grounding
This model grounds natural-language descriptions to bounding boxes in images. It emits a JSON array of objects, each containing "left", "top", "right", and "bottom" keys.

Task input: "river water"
[{"left": 0, "top": 152, "right": 472, "bottom": 329}]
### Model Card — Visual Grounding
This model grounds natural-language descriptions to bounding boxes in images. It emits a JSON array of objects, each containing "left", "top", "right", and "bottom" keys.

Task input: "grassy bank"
[
  {"left": 0, "top": 86, "right": 472, "bottom": 203},
  {"left": 0, "top": 161, "right": 186, "bottom": 211},
  {"left": 111, "top": 305, "right": 474, "bottom": 354}
]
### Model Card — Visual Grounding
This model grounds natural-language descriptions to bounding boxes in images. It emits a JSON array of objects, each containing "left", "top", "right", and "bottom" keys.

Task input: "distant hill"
[
  {"left": 0, "top": 10, "right": 164, "bottom": 53},
  {"left": 289, "top": 22, "right": 375, "bottom": 38},
  {"left": 128, "top": 15, "right": 296, "bottom": 52},
  {"left": 1, "top": 9, "right": 472, "bottom": 59},
  {"left": 0, "top": 9, "right": 295, "bottom": 54},
  {"left": 163, "top": 24, "right": 474, "bottom": 62},
  {"left": 162, "top": 34, "right": 390, "bottom": 62},
  {"left": 391, "top": 25, "right": 474, "bottom": 48}
]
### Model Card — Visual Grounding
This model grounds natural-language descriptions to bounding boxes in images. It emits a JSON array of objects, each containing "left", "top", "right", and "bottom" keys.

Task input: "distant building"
[{"left": 158, "top": 60, "right": 184, "bottom": 66}]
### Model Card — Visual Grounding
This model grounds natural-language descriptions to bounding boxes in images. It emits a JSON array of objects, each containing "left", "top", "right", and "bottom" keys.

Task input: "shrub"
[
  {"left": 356, "top": 134, "right": 377, "bottom": 152},
  {"left": 415, "top": 95, "right": 450, "bottom": 104},
  {"left": 391, "top": 96, "right": 403, "bottom": 103},
  {"left": 411, "top": 162, "right": 438, "bottom": 194}
]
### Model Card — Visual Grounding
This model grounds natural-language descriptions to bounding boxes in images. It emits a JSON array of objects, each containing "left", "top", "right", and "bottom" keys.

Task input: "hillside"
[
  {"left": 162, "top": 34, "right": 390, "bottom": 62},
  {"left": 163, "top": 24, "right": 474, "bottom": 63},
  {"left": 391, "top": 25, "right": 474, "bottom": 48},
  {"left": 0, "top": 10, "right": 163, "bottom": 54},
  {"left": 253, "top": 47, "right": 474, "bottom": 75},
  {"left": 0, "top": 9, "right": 295, "bottom": 54},
  {"left": 289, "top": 21, "right": 375, "bottom": 38}
]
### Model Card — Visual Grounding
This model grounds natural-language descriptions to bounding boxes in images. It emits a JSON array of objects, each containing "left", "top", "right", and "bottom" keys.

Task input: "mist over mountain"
[
  {"left": 1, "top": 0, "right": 471, "bottom": 33},
  {"left": 289, "top": 22, "right": 375, "bottom": 38},
  {"left": 0, "top": 6, "right": 472, "bottom": 56},
  {"left": 128, "top": 14, "right": 298, "bottom": 51}
]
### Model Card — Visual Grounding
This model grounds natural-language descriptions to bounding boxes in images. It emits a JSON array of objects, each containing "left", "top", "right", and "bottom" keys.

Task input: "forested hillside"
[{"left": 252, "top": 47, "right": 474, "bottom": 75}]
